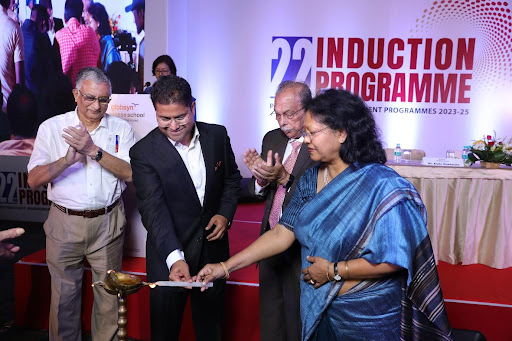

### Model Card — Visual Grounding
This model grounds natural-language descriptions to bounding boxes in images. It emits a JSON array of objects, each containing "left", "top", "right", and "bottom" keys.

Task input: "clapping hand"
[
  {"left": 62, "top": 121, "right": 97, "bottom": 158},
  {"left": 243, "top": 148, "right": 269, "bottom": 185},
  {"left": 244, "top": 149, "right": 288, "bottom": 186},
  {"left": 63, "top": 145, "right": 84, "bottom": 166}
]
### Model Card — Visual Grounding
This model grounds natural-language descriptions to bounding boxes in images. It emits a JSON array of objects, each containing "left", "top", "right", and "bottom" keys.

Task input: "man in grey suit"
[{"left": 244, "top": 81, "right": 316, "bottom": 341}]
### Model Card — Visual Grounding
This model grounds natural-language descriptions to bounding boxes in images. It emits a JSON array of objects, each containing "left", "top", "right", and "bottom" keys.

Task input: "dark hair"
[
  {"left": 276, "top": 81, "right": 312, "bottom": 107},
  {"left": 64, "top": 0, "right": 83, "bottom": 22},
  {"left": 152, "top": 55, "right": 177, "bottom": 76},
  {"left": 0, "top": 0, "right": 11, "bottom": 9},
  {"left": 31, "top": 4, "right": 49, "bottom": 22},
  {"left": 39, "top": 0, "right": 52, "bottom": 10},
  {"left": 7, "top": 85, "right": 38, "bottom": 138},
  {"left": 107, "top": 62, "right": 139, "bottom": 94},
  {"left": 40, "top": 73, "right": 75, "bottom": 123},
  {"left": 305, "top": 89, "right": 386, "bottom": 164},
  {"left": 88, "top": 3, "right": 111, "bottom": 36},
  {"left": 150, "top": 75, "right": 192, "bottom": 107}
]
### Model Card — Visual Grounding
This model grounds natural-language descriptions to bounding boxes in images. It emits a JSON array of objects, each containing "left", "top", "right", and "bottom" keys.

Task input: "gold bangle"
[
  {"left": 326, "top": 263, "right": 332, "bottom": 281},
  {"left": 344, "top": 261, "right": 350, "bottom": 280},
  {"left": 219, "top": 261, "right": 230, "bottom": 279}
]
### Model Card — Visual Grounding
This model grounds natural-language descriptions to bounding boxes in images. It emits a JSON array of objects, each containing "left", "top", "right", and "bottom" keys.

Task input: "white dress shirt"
[
  {"left": 27, "top": 109, "right": 135, "bottom": 209},
  {"left": 165, "top": 125, "right": 207, "bottom": 271}
]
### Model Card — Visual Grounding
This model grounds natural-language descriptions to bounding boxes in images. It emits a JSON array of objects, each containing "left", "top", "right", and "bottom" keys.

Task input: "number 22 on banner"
[{"left": 271, "top": 37, "right": 314, "bottom": 93}]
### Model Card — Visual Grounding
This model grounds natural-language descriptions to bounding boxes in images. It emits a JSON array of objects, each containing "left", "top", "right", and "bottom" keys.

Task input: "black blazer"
[
  {"left": 248, "top": 128, "right": 318, "bottom": 235},
  {"left": 130, "top": 122, "right": 242, "bottom": 281},
  {"left": 53, "top": 18, "right": 64, "bottom": 33}
]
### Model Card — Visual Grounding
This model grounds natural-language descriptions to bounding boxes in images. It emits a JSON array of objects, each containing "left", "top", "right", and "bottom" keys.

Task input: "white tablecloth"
[{"left": 387, "top": 161, "right": 512, "bottom": 269}]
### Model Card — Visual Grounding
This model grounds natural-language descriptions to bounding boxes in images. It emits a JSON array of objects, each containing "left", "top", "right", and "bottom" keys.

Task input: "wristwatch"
[
  {"left": 92, "top": 147, "right": 103, "bottom": 162},
  {"left": 284, "top": 174, "right": 295, "bottom": 189},
  {"left": 333, "top": 262, "right": 342, "bottom": 281}
]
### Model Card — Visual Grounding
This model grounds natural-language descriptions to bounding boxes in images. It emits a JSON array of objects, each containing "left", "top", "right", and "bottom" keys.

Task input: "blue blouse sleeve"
[{"left": 279, "top": 167, "right": 318, "bottom": 231}]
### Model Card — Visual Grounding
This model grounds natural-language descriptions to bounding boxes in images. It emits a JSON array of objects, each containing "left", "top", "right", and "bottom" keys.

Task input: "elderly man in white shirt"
[{"left": 27, "top": 67, "right": 135, "bottom": 341}]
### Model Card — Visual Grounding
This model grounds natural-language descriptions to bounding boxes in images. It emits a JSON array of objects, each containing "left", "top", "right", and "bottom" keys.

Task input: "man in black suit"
[
  {"left": 244, "top": 81, "right": 316, "bottom": 341},
  {"left": 130, "top": 75, "right": 241, "bottom": 341},
  {"left": 38, "top": 0, "right": 63, "bottom": 72},
  {"left": 38, "top": 0, "right": 63, "bottom": 35}
]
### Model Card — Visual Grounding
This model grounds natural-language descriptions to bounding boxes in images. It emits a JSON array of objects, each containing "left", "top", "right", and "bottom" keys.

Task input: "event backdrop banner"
[
  {"left": 184, "top": 0, "right": 512, "bottom": 176},
  {"left": 0, "top": 156, "right": 51, "bottom": 223}
]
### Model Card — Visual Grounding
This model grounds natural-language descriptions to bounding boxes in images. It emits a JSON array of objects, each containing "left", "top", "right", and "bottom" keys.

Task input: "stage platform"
[{"left": 14, "top": 203, "right": 512, "bottom": 340}]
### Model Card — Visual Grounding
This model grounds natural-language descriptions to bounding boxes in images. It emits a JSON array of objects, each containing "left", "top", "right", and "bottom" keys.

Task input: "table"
[{"left": 387, "top": 161, "right": 512, "bottom": 269}]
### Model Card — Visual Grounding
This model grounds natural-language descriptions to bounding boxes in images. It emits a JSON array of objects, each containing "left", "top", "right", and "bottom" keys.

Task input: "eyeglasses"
[
  {"left": 155, "top": 68, "right": 171, "bottom": 75},
  {"left": 270, "top": 107, "right": 303, "bottom": 120},
  {"left": 301, "top": 126, "right": 329, "bottom": 140},
  {"left": 159, "top": 112, "right": 190, "bottom": 127},
  {"left": 77, "top": 89, "right": 111, "bottom": 106}
]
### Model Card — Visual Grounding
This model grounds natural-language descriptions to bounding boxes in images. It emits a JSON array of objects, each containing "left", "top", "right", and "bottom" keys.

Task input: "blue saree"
[{"left": 280, "top": 163, "right": 453, "bottom": 340}]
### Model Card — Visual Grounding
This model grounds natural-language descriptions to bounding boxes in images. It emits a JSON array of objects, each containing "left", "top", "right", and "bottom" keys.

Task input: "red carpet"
[
  {"left": 15, "top": 202, "right": 512, "bottom": 340},
  {"left": 15, "top": 203, "right": 263, "bottom": 341}
]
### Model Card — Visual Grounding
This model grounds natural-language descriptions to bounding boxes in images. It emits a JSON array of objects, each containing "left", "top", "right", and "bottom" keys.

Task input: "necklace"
[{"left": 323, "top": 167, "right": 330, "bottom": 185}]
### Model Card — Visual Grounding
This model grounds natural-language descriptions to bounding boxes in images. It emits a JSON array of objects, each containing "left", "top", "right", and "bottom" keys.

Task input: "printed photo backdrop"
[{"left": 17, "top": 0, "right": 145, "bottom": 85}]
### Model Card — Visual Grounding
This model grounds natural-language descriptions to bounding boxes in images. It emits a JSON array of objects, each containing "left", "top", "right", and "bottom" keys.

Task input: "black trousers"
[
  {"left": 259, "top": 240, "right": 302, "bottom": 341},
  {"left": 148, "top": 239, "right": 227, "bottom": 341},
  {"left": 149, "top": 279, "right": 226, "bottom": 341}
]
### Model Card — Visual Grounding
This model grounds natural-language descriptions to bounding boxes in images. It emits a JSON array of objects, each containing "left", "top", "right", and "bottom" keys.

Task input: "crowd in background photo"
[{"left": 0, "top": 0, "right": 145, "bottom": 153}]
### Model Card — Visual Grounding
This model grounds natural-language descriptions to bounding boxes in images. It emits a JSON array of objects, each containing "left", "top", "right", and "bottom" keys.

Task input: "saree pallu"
[{"left": 280, "top": 163, "right": 453, "bottom": 341}]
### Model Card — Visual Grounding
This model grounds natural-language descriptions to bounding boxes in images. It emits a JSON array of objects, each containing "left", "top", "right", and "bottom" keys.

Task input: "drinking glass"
[
  {"left": 402, "top": 149, "right": 412, "bottom": 162},
  {"left": 446, "top": 150, "right": 455, "bottom": 158}
]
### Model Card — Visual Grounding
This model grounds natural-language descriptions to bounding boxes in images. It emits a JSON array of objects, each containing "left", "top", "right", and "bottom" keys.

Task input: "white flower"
[
  {"left": 504, "top": 145, "right": 512, "bottom": 156},
  {"left": 473, "top": 140, "right": 486, "bottom": 151}
]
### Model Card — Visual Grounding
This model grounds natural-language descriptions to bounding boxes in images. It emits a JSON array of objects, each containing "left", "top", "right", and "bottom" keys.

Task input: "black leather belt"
[{"left": 53, "top": 198, "right": 120, "bottom": 218}]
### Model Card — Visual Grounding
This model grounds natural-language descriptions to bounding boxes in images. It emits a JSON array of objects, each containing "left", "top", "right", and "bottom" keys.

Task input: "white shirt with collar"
[
  {"left": 165, "top": 124, "right": 207, "bottom": 271},
  {"left": 27, "top": 109, "right": 135, "bottom": 209}
]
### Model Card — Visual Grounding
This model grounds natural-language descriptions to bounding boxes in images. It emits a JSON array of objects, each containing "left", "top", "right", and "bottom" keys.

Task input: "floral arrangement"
[
  {"left": 468, "top": 133, "right": 512, "bottom": 166},
  {"left": 109, "top": 14, "right": 121, "bottom": 35}
]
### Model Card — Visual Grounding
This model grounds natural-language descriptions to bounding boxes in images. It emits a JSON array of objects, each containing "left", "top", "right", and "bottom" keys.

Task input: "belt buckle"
[{"left": 83, "top": 210, "right": 96, "bottom": 218}]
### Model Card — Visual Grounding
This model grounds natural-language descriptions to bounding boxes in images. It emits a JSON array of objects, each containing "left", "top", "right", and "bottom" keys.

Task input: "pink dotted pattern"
[{"left": 412, "top": 0, "right": 512, "bottom": 89}]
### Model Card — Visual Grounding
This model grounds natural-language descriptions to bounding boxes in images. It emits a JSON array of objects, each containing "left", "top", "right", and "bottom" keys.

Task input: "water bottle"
[
  {"left": 462, "top": 146, "right": 471, "bottom": 165},
  {"left": 394, "top": 144, "right": 402, "bottom": 163}
]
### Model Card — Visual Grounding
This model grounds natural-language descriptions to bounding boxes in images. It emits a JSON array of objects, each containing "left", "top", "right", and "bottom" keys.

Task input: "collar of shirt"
[
  {"left": 167, "top": 124, "right": 200, "bottom": 150},
  {"left": 73, "top": 107, "right": 108, "bottom": 135},
  {"left": 64, "top": 17, "right": 81, "bottom": 31},
  {"left": 288, "top": 136, "right": 304, "bottom": 145}
]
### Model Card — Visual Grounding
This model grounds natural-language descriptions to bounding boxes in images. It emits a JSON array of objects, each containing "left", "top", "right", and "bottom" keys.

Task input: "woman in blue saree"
[{"left": 197, "top": 89, "right": 453, "bottom": 340}]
